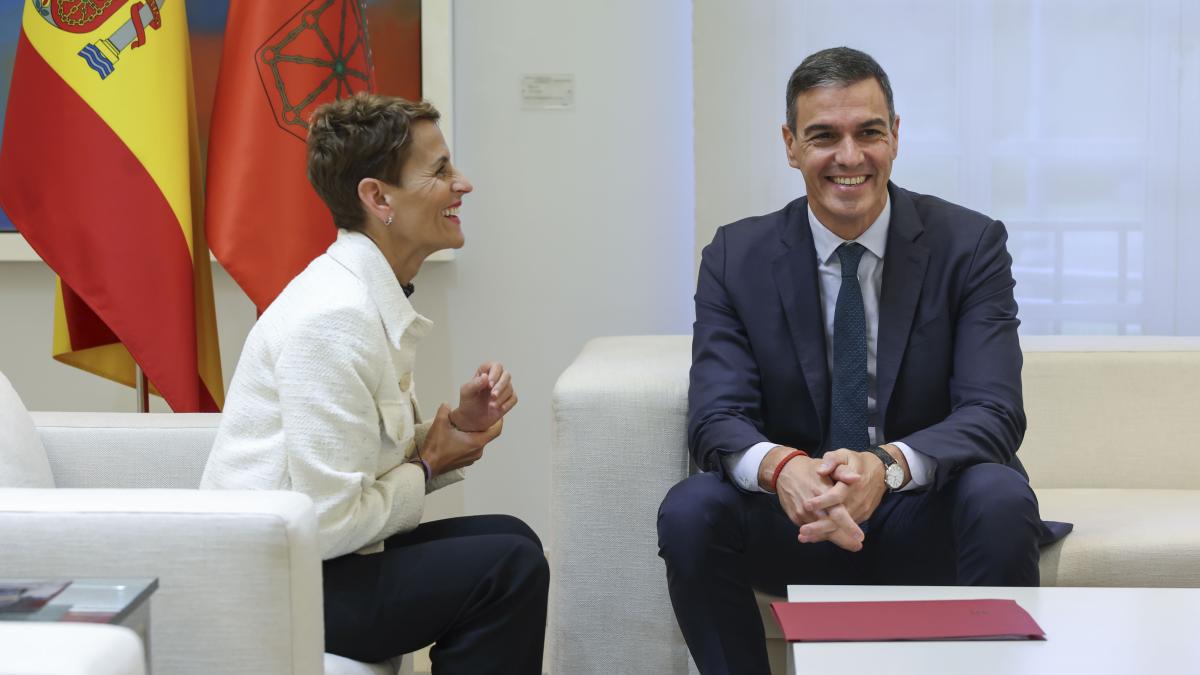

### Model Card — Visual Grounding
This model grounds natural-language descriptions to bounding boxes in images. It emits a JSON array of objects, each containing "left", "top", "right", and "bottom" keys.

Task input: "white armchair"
[
  {"left": 0, "top": 623, "right": 147, "bottom": 675},
  {"left": 0, "top": 411, "right": 412, "bottom": 675}
]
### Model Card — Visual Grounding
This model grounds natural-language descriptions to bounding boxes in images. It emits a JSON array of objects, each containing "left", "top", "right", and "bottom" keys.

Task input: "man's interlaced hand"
[
  {"left": 762, "top": 447, "right": 864, "bottom": 552},
  {"left": 793, "top": 445, "right": 910, "bottom": 546}
]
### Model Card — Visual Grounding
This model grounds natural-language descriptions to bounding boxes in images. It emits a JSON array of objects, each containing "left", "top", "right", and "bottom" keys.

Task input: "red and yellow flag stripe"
[{"left": 0, "top": 0, "right": 222, "bottom": 411}]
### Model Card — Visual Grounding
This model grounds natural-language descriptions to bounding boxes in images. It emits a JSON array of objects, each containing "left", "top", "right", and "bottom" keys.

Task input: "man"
[{"left": 657, "top": 47, "right": 1069, "bottom": 674}]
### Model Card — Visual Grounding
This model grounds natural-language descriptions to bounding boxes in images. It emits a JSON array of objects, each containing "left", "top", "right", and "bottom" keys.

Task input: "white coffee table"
[{"left": 785, "top": 585, "right": 1200, "bottom": 675}]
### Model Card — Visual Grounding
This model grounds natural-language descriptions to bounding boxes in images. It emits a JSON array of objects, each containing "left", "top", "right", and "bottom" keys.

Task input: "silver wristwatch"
[{"left": 864, "top": 446, "right": 904, "bottom": 491}]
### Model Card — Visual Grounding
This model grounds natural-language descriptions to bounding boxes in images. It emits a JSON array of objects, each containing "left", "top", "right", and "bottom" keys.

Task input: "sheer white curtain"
[{"left": 694, "top": 0, "right": 1200, "bottom": 335}]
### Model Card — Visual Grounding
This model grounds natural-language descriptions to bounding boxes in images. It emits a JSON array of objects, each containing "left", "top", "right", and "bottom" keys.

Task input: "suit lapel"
[
  {"left": 877, "top": 185, "right": 930, "bottom": 436},
  {"left": 773, "top": 199, "right": 830, "bottom": 432}
]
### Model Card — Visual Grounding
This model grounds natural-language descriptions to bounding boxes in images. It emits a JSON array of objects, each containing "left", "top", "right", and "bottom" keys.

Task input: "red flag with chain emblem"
[{"left": 205, "top": 0, "right": 376, "bottom": 313}]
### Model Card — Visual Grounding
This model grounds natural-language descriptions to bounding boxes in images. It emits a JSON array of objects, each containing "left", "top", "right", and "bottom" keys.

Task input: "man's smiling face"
[{"left": 783, "top": 78, "right": 899, "bottom": 238}]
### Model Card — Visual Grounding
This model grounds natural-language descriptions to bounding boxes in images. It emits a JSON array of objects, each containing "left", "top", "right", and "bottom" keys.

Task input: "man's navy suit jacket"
[{"left": 688, "top": 183, "right": 1029, "bottom": 492}]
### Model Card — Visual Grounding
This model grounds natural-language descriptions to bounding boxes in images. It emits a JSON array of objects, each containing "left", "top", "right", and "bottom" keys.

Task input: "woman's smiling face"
[{"left": 384, "top": 120, "right": 473, "bottom": 252}]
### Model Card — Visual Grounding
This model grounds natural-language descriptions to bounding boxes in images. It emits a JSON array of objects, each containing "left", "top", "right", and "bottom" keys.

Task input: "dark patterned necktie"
[{"left": 829, "top": 243, "right": 869, "bottom": 451}]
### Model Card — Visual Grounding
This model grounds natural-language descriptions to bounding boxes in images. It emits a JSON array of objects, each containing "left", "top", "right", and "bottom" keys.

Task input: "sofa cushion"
[
  {"left": 31, "top": 412, "right": 218, "bottom": 489},
  {"left": 1019, "top": 338, "right": 1200, "bottom": 490},
  {"left": 324, "top": 652, "right": 408, "bottom": 674},
  {"left": 0, "top": 372, "right": 53, "bottom": 488},
  {"left": 1037, "top": 488, "right": 1200, "bottom": 587}
]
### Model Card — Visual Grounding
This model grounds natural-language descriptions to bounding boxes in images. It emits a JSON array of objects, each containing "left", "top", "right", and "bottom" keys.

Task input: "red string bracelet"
[{"left": 769, "top": 449, "right": 809, "bottom": 493}]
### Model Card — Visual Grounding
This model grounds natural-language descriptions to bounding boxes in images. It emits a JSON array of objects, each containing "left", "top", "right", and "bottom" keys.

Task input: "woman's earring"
[{"left": 385, "top": 214, "right": 394, "bottom": 227}]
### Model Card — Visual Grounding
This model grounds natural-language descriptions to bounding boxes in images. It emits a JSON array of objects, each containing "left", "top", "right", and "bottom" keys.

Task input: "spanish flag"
[
  {"left": 206, "top": 0, "right": 375, "bottom": 313},
  {"left": 0, "top": 0, "right": 223, "bottom": 412}
]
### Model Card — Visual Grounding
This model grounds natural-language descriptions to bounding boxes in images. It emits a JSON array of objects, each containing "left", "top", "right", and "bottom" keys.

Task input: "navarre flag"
[
  {"left": 206, "top": 0, "right": 376, "bottom": 313},
  {"left": 0, "top": 0, "right": 223, "bottom": 412}
]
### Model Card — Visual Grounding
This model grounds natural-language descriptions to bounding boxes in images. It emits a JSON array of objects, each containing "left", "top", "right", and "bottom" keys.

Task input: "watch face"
[{"left": 884, "top": 463, "right": 904, "bottom": 489}]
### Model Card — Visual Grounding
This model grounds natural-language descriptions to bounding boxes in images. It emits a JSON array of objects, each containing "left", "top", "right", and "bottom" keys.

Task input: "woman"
[{"left": 201, "top": 93, "right": 548, "bottom": 673}]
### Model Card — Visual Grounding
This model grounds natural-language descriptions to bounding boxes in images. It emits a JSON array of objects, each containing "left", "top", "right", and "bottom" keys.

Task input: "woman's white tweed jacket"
[{"left": 201, "top": 229, "right": 463, "bottom": 559}]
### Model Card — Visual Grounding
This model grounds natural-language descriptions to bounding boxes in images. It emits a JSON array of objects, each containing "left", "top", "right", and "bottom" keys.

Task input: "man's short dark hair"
[{"left": 785, "top": 47, "right": 895, "bottom": 132}]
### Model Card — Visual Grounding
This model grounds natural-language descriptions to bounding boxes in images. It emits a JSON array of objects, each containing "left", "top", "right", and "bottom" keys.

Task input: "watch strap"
[
  {"left": 864, "top": 445, "right": 895, "bottom": 468},
  {"left": 864, "top": 445, "right": 902, "bottom": 490}
]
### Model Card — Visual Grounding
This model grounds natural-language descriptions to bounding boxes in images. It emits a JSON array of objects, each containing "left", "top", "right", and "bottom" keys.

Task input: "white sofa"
[
  {"left": 0, "top": 409, "right": 412, "bottom": 675},
  {"left": 0, "top": 623, "right": 146, "bottom": 675},
  {"left": 550, "top": 335, "right": 1200, "bottom": 674}
]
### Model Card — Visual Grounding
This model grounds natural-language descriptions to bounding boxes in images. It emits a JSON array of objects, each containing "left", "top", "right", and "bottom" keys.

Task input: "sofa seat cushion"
[
  {"left": 0, "top": 372, "right": 53, "bottom": 488},
  {"left": 1036, "top": 488, "right": 1200, "bottom": 587},
  {"left": 323, "top": 652, "right": 411, "bottom": 674}
]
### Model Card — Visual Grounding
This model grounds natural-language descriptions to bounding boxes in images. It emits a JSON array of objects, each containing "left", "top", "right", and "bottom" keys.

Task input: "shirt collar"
[
  {"left": 807, "top": 195, "right": 891, "bottom": 264},
  {"left": 325, "top": 229, "right": 432, "bottom": 358}
]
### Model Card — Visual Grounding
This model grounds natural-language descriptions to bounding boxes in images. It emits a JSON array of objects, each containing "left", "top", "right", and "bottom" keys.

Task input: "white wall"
[
  {"left": 1181, "top": 0, "right": 1200, "bottom": 335},
  {"left": 693, "top": 1, "right": 802, "bottom": 265},
  {"left": 0, "top": 0, "right": 696, "bottom": 542},
  {"left": 429, "top": 0, "right": 695, "bottom": 536}
]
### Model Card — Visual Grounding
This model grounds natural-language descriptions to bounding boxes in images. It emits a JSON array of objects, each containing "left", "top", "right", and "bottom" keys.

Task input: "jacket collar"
[{"left": 325, "top": 230, "right": 432, "bottom": 369}]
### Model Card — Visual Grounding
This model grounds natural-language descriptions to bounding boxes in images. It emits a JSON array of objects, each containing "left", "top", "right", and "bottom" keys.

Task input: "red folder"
[{"left": 771, "top": 599, "right": 1045, "bottom": 642}]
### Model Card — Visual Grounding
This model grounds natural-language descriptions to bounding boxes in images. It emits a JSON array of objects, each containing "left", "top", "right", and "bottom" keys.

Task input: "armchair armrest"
[
  {"left": 550, "top": 336, "right": 693, "bottom": 674},
  {"left": 0, "top": 624, "right": 146, "bottom": 675},
  {"left": 0, "top": 488, "right": 323, "bottom": 675}
]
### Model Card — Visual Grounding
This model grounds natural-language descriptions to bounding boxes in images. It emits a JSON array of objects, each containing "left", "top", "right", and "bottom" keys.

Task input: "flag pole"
[{"left": 135, "top": 365, "right": 149, "bottom": 413}]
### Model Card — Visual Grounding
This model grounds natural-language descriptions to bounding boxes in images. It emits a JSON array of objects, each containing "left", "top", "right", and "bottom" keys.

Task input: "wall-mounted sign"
[{"left": 522, "top": 74, "right": 574, "bottom": 110}]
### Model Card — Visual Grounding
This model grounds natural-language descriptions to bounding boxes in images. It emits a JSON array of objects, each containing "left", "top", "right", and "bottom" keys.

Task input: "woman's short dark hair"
[
  {"left": 785, "top": 47, "right": 895, "bottom": 132},
  {"left": 307, "top": 93, "right": 441, "bottom": 231}
]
